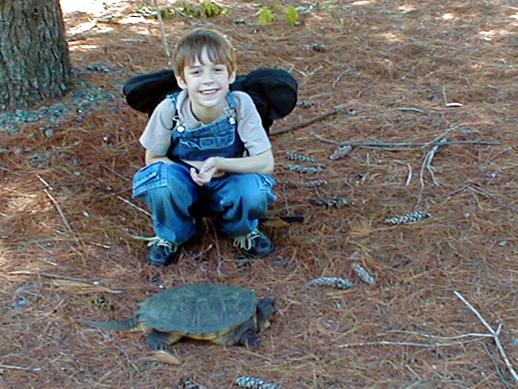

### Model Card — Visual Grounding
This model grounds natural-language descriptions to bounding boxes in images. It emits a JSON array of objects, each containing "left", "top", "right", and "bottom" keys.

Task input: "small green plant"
[
  {"left": 135, "top": 3, "right": 153, "bottom": 16},
  {"left": 158, "top": 7, "right": 174, "bottom": 18},
  {"left": 176, "top": 2, "right": 199, "bottom": 17},
  {"left": 256, "top": 4, "right": 304, "bottom": 27},
  {"left": 271, "top": 1, "right": 284, "bottom": 14},
  {"left": 258, "top": 6, "right": 274, "bottom": 25},
  {"left": 285, "top": 6, "right": 300, "bottom": 26},
  {"left": 176, "top": 0, "right": 227, "bottom": 18},
  {"left": 135, "top": 2, "right": 174, "bottom": 18},
  {"left": 199, "top": 0, "right": 226, "bottom": 17}
]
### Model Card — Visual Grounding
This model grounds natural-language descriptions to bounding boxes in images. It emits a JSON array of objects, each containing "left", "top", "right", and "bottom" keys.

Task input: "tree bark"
[{"left": 0, "top": 0, "right": 71, "bottom": 111}]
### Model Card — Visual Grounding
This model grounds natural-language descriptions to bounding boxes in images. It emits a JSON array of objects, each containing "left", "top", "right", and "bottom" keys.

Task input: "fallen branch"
[
  {"left": 9, "top": 271, "right": 121, "bottom": 294},
  {"left": 437, "top": 181, "right": 518, "bottom": 212},
  {"left": 311, "top": 133, "right": 499, "bottom": 150},
  {"left": 116, "top": 195, "right": 151, "bottom": 217},
  {"left": 0, "top": 363, "right": 42, "bottom": 373},
  {"left": 423, "top": 138, "right": 448, "bottom": 186},
  {"left": 415, "top": 138, "right": 448, "bottom": 207},
  {"left": 338, "top": 291, "right": 518, "bottom": 385},
  {"left": 102, "top": 165, "right": 131, "bottom": 182},
  {"left": 42, "top": 188, "right": 74, "bottom": 234},
  {"left": 405, "top": 163, "right": 412, "bottom": 186},
  {"left": 153, "top": 0, "right": 173, "bottom": 68},
  {"left": 468, "top": 184, "right": 518, "bottom": 212},
  {"left": 312, "top": 126, "right": 499, "bottom": 209},
  {"left": 270, "top": 104, "right": 348, "bottom": 136},
  {"left": 482, "top": 343, "right": 514, "bottom": 389},
  {"left": 339, "top": 339, "right": 482, "bottom": 348},
  {"left": 454, "top": 291, "right": 518, "bottom": 384},
  {"left": 394, "top": 107, "right": 426, "bottom": 113}
]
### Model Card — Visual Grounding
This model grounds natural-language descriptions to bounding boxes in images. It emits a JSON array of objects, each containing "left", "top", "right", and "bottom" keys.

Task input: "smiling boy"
[{"left": 132, "top": 28, "right": 277, "bottom": 267}]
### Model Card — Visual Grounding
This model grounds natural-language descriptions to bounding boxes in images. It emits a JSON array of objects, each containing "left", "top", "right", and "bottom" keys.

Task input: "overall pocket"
[
  {"left": 257, "top": 174, "right": 277, "bottom": 191},
  {"left": 180, "top": 132, "right": 235, "bottom": 151},
  {"left": 132, "top": 162, "right": 168, "bottom": 198},
  {"left": 257, "top": 174, "right": 278, "bottom": 203}
]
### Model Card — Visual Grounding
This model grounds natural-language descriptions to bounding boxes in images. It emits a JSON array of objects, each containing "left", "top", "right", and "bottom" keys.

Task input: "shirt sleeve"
[
  {"left": 138, "top": 97, "right": 176, "bottom": 156},
  {"left": 234, "top": 91, "right": 272, "bottom": 156}
]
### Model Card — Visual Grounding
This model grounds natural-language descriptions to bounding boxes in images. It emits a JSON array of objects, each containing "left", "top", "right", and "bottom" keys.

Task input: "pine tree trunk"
[{"left": 0, "top": 0, "right": 71, "bottom": 111}]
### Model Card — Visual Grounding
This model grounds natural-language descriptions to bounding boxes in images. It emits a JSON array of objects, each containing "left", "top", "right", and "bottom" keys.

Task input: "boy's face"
[{"left": 176, "top": 47, "right": 236, "bottom": 116}]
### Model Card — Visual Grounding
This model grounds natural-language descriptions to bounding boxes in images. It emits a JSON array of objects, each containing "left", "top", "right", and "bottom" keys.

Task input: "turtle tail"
[{"left": 81, "top": 317, "right": 139, "bottom": 331}]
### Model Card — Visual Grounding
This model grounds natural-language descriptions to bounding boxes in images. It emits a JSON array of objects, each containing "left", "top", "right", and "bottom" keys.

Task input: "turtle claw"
[
  {"left": 247, "top": 338, "right": 261, "bottom": 349},
  {"left": 241, "top": 329, "right": 260, "bottom": 348},
  {"left": 147, "top": 330, "right": 170, "bottom": 351}
]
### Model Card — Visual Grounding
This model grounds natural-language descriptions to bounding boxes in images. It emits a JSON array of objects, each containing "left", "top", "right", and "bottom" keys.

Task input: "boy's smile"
[{"left": 176, "top": 47, "right": 236, "bottom": 123}]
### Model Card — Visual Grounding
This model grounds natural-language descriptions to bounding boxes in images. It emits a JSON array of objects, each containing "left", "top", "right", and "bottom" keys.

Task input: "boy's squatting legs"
[
  {"left": 134, "top": 162, "right": 277, "bottom": 265},
  {"left": 207, "top": 172, "right": 277, "bottom": 258},
  {"left": 206, "top": 172, "right": 276, "bottom": 237},
  {"left": 133, "top": 162, "right": 198, "bottom": 266}
]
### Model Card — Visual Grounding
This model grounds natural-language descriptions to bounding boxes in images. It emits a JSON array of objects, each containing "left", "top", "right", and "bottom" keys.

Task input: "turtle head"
[{"left": 256, "top": 298, "right": 276, "bottom": 330}]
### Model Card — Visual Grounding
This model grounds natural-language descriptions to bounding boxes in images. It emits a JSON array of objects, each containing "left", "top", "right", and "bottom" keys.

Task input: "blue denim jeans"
[{"left": 132, "top": 162, "right": 277, "bottom": 244}]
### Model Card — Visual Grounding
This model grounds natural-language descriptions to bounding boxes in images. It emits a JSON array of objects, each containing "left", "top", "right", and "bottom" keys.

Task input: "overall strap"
[
  {"left": 166, "top": 92, "right": 181, "bottom": 130},
  {"left": 166, "top": 91, "right": 181, "bottom": 112},
  {"left": 226, "top": 91, "right": 238, "bottom": 109},
  {"left": 224, "top": 92, "right": 238, "bottom": 125}
]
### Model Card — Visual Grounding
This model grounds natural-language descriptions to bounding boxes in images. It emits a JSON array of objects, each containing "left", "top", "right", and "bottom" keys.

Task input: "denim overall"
[{"left": 132, "top": 92, "right": 277, "bottom": 245}]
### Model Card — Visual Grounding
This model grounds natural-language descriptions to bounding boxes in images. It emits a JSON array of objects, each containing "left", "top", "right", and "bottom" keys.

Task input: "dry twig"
[
  {"left": 405, "top": 163, "right": 412, "bottom": 186},
  {"left": 42, "top": 187, "right": 74, "bottom": 234},
  {"left": 339, "top": 292, "right": 518, "bottom": 385},
  {"left": 339, "top": 339, "right": 482, "bottom": 348},
  {"left": 454, "top": 291, "right": 518, "bottom": 384},
  {"left": 270, "top": 104, "right": 348, "bottom": 136},
  {"left": 116, "top": 195, "right": 151, "bottom": 216},
  {"left": 153, "top": 0, "right": 173, "bottom": 67},
  {"left": 9, "top": 271, "right": 122, "bottom": 294},
  {"left": 0, "top": 363, "right": 42, "bottom": 373},
  {"left": 311, "top": 133, "right": 499, "bottom": 150}
]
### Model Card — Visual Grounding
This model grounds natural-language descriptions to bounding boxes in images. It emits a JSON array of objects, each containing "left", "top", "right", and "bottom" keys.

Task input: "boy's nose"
[
  {"left": 201, "top": 71, "right": 215, "bottom": 83},
  {"left": 202, "top": 77, "right": 214, "bottom": 84}
]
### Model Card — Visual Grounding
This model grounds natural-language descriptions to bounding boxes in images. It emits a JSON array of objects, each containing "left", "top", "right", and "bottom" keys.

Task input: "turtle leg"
[
  {"left": 238, "top": 328, "right": 261, "bottom": 348},
  {"left": 147, "top": 330, "right": 181, "bottom": 351},
  {"left": 212, "top": 319, "right": 260, "bottom": 348}
]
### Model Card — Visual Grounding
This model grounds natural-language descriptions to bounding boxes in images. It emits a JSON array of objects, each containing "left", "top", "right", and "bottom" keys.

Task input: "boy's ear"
[
  {"left": 229, "top": 71, "right": 236, "bottom": 84},
  {"left": 176, "top": 75, "right": 188, "bottom": 90}
]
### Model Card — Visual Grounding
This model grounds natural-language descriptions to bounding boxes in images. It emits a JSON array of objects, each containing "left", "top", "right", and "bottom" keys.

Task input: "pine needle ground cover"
[{"left": 1, "top": 1, "right": 516, "bottom": 387}]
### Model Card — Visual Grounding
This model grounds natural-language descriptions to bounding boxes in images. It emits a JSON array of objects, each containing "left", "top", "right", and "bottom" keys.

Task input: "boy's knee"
[{"left": 234, "top": 174, "right": 275, "bottom": 204}]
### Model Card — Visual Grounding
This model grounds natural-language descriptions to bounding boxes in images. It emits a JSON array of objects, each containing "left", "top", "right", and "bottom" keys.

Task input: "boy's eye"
[{"left": 214, "top": 67, "right": 225, "bottom": 73}]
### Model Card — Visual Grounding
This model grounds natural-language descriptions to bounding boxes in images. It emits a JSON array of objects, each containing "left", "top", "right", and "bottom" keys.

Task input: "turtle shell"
[{"left": 137, "top": 284, "right": 258, "bottom": 335}]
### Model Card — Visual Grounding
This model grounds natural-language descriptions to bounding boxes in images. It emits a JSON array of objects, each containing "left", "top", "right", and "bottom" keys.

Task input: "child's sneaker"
[
  {"left": 146, "top": 237, "right": 180, "bottom": 267},
  {"left": 233, "top": 229, "right": 274, "bottom": 257}
]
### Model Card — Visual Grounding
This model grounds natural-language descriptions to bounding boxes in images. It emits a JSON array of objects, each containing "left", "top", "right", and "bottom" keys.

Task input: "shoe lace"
[
  {"left": 148, "top": 237, "right": 177, "bottom": 251},
  {"left": 233, "top": 229, "right": 261, "bottom": 251}
]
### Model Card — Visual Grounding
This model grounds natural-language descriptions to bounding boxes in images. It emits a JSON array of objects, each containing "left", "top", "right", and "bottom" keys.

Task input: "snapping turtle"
[{"left": 82, "top": 284, "right": 275, "bottom": 350}]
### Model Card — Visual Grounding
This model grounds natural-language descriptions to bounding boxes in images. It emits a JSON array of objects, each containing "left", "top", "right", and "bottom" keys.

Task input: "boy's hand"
[{"left": 190, "top": 157, "right": 219, "bottom": 186}]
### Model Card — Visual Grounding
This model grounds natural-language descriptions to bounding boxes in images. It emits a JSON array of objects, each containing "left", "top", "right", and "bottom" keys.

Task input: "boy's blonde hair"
[{"left": 173, "top": 28, "right": 236, "bottom": 79}]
